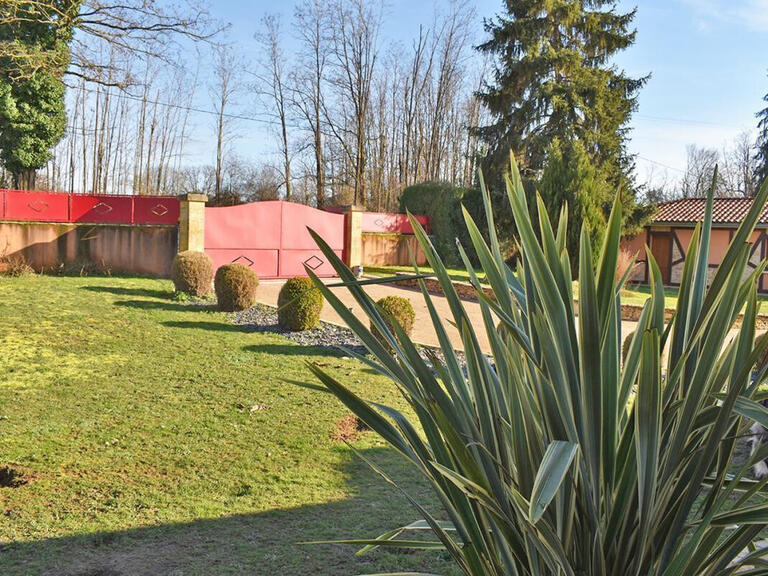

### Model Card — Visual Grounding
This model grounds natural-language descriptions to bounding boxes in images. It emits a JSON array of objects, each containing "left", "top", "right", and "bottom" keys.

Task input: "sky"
[{"left": 178, "top": 0, "right": 768, "bottom": 188}]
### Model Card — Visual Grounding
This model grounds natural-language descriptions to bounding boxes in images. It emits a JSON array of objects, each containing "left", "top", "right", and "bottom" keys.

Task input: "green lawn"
[{"left": 0, "top": 275, "right": 456, "bottom": 575}]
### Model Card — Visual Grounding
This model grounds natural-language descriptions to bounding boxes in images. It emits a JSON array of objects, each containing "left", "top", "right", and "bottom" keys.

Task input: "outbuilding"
[{"left": 623, "top": 197, "right": 768, "bottom": 291}]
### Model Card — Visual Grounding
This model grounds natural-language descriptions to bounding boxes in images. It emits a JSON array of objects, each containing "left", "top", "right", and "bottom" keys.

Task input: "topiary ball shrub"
[
  {"left": 622, "top": 330, "right": 635, "bottom": 366},
  {"left": 214, "top": 263, "right": 259, "bottom": 311},
  {"left": 371, "top": 295, "right": 415, "bottom": 349},
  {"left": 172, "top": 250, "right": 213, "bottom": 297},
  {"left": 277, "top": 277, "right": 323, "bottom": 331}
]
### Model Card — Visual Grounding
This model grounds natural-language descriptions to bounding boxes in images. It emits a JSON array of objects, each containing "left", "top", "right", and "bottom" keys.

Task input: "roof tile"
[{"left": 653, "top": 197, "right": 768, "bottom": 226}]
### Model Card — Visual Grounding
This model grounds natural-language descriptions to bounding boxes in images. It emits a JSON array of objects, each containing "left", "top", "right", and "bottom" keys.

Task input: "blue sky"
[{"left": 181, "top": 0, "right": 768, "bottom": 186}]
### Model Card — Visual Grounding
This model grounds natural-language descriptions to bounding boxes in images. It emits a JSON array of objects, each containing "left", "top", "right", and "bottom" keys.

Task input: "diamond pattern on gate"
[
  {"left": 232, "top": 255, "right": 254, "bottom": 267},
  {"left": 151, "top": 203, "right": 169, "bottom": 216},
  {"left": 27, "top": 200, "right": 49, "bottom": 213},
  {"left": 92, "top": 202, "right": 113, "bottom": 214},
  {"left": 303, "top": 255, "right": 324, "bottom": 270}
]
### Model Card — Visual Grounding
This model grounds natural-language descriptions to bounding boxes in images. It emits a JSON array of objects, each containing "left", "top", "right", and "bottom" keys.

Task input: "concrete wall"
[
  {"left": 361, "top": 233, "right": 428, "bottom": 267},
  {"left": 0, "top": 221, "right": 177, "bottom": 276}
]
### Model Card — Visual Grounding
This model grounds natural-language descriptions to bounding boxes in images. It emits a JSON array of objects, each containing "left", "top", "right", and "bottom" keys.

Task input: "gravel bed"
[
  {"left": 232, "top": 303, "right": 468, "bottom": 372},
  {"left": 233, "top": 304, "right": 368, "bottom": 356}
]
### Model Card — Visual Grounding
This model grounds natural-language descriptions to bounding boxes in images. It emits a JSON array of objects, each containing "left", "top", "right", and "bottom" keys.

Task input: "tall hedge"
[
  {"left": 399, "top": 180, "right": 526, "bottom": 268},
  {"left": 398, "top": 181, "right": 466, "bottom": 266}
]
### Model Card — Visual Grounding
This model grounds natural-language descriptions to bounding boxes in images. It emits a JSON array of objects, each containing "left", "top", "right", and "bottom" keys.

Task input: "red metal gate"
[{"left": 204, "top": 200, "right": 345, "bottom": 278}]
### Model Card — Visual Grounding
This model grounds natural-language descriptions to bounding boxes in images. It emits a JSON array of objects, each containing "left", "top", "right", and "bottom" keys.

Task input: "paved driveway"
[{"left": 256, "top": 278, "right": 639, "bottom": 353}]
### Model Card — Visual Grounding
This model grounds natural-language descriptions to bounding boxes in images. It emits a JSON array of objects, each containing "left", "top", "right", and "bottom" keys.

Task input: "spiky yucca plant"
[{"left": 306, "top": 153, "right": 768, "bottom": 575}]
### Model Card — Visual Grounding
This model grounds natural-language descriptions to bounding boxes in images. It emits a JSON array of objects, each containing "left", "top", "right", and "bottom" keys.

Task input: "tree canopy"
[
  {"left": 477, "top": 0, "right": 649, "bottom": 231},
  {"left": 756, "top": 77, "right": 768, "bottom": 189}
]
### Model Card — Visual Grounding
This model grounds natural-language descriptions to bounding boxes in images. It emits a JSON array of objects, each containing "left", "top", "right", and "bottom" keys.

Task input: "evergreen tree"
[
  {"left": 756, "top": 78, "right": 768, "bottom": 189},
  {"left": 0, "top": 73, "right": 66, "bottom": 189},
  {"left": 0, "top": 2, "right": 75, "bottom": 188},
  {"left": 539, "top": 138, "right": 611, "bottom": 264},
  {"left": 477, "top": 0, "right": 649, "bottom": 230}
]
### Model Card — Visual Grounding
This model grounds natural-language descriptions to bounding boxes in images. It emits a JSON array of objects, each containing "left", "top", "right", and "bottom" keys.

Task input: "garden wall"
[
  {"left": 361, "top": 234, "right": 427, "bottom": 266},
  {"left": 0, "top": 221, "right": 177, "bottom": 276}
]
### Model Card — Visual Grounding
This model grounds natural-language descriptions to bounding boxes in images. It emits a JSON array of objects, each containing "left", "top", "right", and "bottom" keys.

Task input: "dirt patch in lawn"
[{"left": 332, "top": 414, "right": 370, "bottom": 443}]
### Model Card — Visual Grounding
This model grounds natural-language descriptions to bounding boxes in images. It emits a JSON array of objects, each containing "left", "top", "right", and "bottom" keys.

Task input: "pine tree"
[
  {"left": 756, "top": 79, "right": 768, "bottom": 189},
  {"left": 477, "top": 0, "right": 648, "bottom": 229}
]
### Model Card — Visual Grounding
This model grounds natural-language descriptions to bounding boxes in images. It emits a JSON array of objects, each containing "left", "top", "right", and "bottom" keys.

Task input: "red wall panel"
[
  {"left": 133, "top": 196, "right": 180, "bottom": 225},
  {"left": 4, "top": 190, "right": 70, "bottom": 222},
  {"left": 70, "top": 195, "right": 133, "bottom": 223},
  {"left": 361, "top": 212, "right": 429, "bottom": 234}
]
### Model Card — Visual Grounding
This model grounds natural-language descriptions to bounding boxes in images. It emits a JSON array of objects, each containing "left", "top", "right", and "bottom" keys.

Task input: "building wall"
[
  {"left": 0, "top": 221, "right": 177, "bottom": 276},
  {"left": 620, "top": 225, "right": 767, "bottom": 291}
]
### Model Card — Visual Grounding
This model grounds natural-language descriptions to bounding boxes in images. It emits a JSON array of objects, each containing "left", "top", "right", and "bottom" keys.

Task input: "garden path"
[{"left": 255, "top": 279, "right": 640, "bottom": 353}]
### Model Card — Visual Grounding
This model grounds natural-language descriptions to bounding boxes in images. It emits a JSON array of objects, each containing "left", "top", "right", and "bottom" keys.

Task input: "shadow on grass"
[
  {"left": 81, "top": 285, "right": 173, "bottom": 299},
  {"left": 0, "top": 448, "right": 454, "bottom": 576},
  {"left": 115, "top": 300, "right": 214, "bottom": 313},
  {"left": 281, "top": 378, "right": 332, "bottom": 394},
  {"left": 244, "top": 343, "right": 354, "bottom": 358},
  {"left": 163, "top": 320, "right": 245, "bottom": 332}
]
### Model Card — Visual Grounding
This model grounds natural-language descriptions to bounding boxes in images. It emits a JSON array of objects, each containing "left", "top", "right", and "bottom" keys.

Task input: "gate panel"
[
  {"left": 280, "top": 202, "right": 345, "bottom": 249},
  {"left": 279, "top": 202, "right": 344, "bottom": 277},
  {"left": 279, "top": 249, "right": 342, "bottom": 277},
  {"left": 204, "top": 200, "right": 344, "bottom": 278},
  {"left": 206, "top": 249, "right": 279, "bottom": 278},
  {"left": 205, "top": 201, "right": 281, "bottom": 249}
]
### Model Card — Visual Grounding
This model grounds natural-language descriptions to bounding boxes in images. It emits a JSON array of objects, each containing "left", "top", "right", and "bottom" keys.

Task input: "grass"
[{"left": 0, "top": 275, "right": 457, "bottom": 575}]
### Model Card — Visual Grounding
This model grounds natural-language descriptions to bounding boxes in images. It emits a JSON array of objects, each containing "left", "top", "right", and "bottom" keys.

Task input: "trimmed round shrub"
[
  {"left": 755, "top": 335, "right": 768, "bottom": 374},
  {"left": 371, "top": 295, "right": 415, "bottom": 349},
  {"left": 277, "top": 277, "right": 323, "bottom": 331},
  {"left": 172, "top": 250, "right": 213, "bottom": 297},
  {"left": 214, "top": 263, "right": 259, "bottom": 311},
  {"left": 622, "top": 331, "right": 635, "bottom": 365}
]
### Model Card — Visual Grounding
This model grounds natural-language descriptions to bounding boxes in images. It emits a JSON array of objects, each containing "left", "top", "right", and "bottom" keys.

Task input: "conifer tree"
[
  {"left": 756, "top": 79, "right": 768, "bottom": 189},
  {"left": 539, "top": 138, "right": 611, "bottom": 264},
  {"left": 477, "top": 0, "right": 649, "bottom": 230}
]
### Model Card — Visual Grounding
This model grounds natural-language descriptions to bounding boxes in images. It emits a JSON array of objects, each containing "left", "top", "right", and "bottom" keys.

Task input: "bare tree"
[
  {"left": 210, "top": 45, "right": 241, "bottom": 205},
  {"left": 721, "top": 131, "right": 758, "bottom": 197},
  {"left": 2, "top": 0, "right": 221, "bottom": 87},
  {"left": 326, "top": 0, "right": 382, "bottom": 205},
  {"left": 255, "top": 15, "right": 293, "bottom": 201},
  {"left": 680, "top": 144, "right": 721, "bottom": 198},
  {"left": 292, "top": 0, "right": 329, "bottom": 208}
]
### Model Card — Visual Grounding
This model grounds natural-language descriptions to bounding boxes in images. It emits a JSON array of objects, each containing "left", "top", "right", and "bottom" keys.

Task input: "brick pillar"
[
  {"left": 342, "top": 204, "right": 364, "bottom": 269},
  {"left": 178, "top": 193, "right": 208, "bottom": 252}
]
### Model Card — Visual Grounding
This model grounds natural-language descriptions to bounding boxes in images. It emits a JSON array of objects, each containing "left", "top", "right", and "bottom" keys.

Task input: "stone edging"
[{"left": 387, "top": 273, "right": 768, "bottom": 329}]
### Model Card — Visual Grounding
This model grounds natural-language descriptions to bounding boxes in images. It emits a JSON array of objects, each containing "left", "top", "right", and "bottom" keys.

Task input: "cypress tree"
[
  {"left": 477, "top": 0, "right": 649, "bottom": 230},
  {"left": 539, "top": 138, "right": 611, "bottom": 264},
  {"left": 756, "top": 78, "right": 768, "bottom": 189}
]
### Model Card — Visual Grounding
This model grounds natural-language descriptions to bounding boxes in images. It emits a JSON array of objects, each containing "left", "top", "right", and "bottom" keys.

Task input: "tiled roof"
[{"left": 653, "top": 197, "right": 768, "bottom": 226}]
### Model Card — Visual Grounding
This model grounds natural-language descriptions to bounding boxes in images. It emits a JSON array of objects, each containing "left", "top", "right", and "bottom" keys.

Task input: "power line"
[
  {"left": 74, "top": 85, "right": 302, "bottom": 129},
  {"left": 637, "top": 155, "right": 685, "bottom": 174}
]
